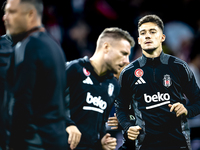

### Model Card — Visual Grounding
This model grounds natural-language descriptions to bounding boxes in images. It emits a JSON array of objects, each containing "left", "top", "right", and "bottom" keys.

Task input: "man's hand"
[
  {"left": 169, "top": 102, "right": 188, "bottom": 117},
  {"left": 66, "top": 125, "right": 81, "bottom": 150},
  {"left": 101, "top": 133, "right": 117, "bottom": 150},
  {"left": 127, "top": 126, "right": 141, "bottom": 141},
  {"left": 107, "top": 113, "right": 118, "bottom": 130}
]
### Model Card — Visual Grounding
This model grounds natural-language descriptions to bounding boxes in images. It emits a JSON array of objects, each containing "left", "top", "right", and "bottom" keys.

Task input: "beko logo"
[
  {"left": 83, "top": 92, "right": 107, "bottom": 113},
  {"left": 144, "top": 92, "right": 171, "bottom": 109},
  {"left": 144, "top": 92, "right": 170, "bottom": 103}
]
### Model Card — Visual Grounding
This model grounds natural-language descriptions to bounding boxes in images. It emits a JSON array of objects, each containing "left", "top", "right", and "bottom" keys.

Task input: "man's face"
[
  {"left": 138, "top": 22, "right": 165, "bottom": 52},
  {"left": 105, "top": 39, "right": 131, "bottom": 74},
  {"left": 3, "top": 0, "right": 29, "bottom": 35}
]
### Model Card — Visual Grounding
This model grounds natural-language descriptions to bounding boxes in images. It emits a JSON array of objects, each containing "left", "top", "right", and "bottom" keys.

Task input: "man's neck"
[
  {"left": 11, "top": 26, "right": 44, "bottom": 46},
  {"left": 142, "top": 48, "right": 162, "bottom": 58},
  {"left": 90, "top": 55, "right": 107, "bottom": 76}
]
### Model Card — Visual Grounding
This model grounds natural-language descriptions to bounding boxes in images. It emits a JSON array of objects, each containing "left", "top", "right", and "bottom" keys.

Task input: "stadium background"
[{"left": 0, "top": 0, "right": 200, "bottom": 149}]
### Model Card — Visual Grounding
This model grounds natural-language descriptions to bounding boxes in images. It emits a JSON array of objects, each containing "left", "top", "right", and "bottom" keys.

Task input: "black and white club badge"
[
  {"left": 108, "top": 83, "right": 114, "bottom": 96},
  {"left": 163, "top": 74, "right": 172, "bottom": 88}
]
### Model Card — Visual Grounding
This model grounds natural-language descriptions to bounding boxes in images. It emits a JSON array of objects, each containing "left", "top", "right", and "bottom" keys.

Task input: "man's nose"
[
  {"left": 145, "top": 32, "right": 151, "bottom": 39},
  {"left": 3, "top": 14, "right": 7, "bottom": 22}
]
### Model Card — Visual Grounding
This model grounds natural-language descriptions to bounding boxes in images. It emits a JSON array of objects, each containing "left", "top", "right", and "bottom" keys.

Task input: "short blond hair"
[{"left": 97, "top": 27, "right": 135, "bottom": 49}]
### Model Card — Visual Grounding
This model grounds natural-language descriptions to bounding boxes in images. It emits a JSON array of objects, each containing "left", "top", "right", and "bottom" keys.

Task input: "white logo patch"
[
  {"left": 108, "top": 83, "right": 114, "bottom": 96},
  {"left": 163, "top": 74, "right": 172, "bottom": 88},
  {"left": 135, "top": 77, "right": 146, "bottom": 85},
  {"left": 83, "top": 77, "right": 93, "bottom": 85}
]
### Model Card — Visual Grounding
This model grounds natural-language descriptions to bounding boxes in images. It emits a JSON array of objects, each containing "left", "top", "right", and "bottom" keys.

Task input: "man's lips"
[
  {"left": 118, "top": 64, "right": 125, "bottom": 69},
  {"left": 119, "top": 65, "right": 123, "bottom": 68},
  {"left": 145, "top": 41, "right": 152, "bottom": 44}
]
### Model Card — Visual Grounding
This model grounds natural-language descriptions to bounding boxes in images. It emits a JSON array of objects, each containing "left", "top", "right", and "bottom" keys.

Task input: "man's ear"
[
  {"left": 27, "top": 8, "right": 34, "bottom": 17},
  {"left": 103, "top": 42, "right": 110, "bottom": 53},
  {"left": 27, "top": 7, "right": 37, "bottom": 22},
  {"left": 138, "top": 37, "right": 141, "bottom": 45},
  {"left": 161, "top": 34, "right": 166, "bottom": 42}
]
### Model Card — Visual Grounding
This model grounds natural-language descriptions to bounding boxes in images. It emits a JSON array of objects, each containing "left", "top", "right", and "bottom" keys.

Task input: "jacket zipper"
[{"left": 152, "top": 58, "right": 156, "bottom": 82}]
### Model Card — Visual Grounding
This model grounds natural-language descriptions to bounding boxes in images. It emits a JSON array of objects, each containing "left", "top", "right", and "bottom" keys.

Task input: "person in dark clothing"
[
  {"left": 107, "top": 64, "right": 136, "bottom": 150},
  {"left": 3, "top": 0, "right": 68, "bottom": 149},
  {"left": 107, "top": 106, "right": 136, "bottom": 150},
  {"left": 65, "top": 27, "right": 135, "bottom": 150},
  {"left": 115, "top": 14, "right": 200, "bottom": 150},
  {"left": 0, "top": 34, "right": 13, "bottom": 150}
]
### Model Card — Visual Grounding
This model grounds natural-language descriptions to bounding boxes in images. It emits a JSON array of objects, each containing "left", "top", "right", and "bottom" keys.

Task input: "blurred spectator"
[
  {"left": 164, "top": 21, "right": 194, "bottom": 62},
  {"left": 95, "top": 0, "right": 118, "bottom": 20},
  {"left": 62, "top": 18, "right": 95, "bottom": 61},
  {"left": 191, "top": 138, "right": 200, "bottom": 150},
  {"left": 43, "top": 5, "right": 63, "bottom": 44},
  {"left": 188, "top": 37, "right": 200, "bottom": 88},
  {"left": 71, "top": 0, "right": 86, "bottom": 14}
]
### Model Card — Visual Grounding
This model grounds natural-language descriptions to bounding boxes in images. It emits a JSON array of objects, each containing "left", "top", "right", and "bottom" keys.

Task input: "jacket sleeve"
[
  {"left": 65, "top": 61, "right": 77, "bottom": 127},
  {"left": 10, "top": 41, "right": 37, "bottom": 147},
  {"left": 115, "top": 70, "right": 135, "bottom": 132},
  {"left": 178, "top": 61, "right": 200, "bottom": 118},
  {"left": 65, "top": 87, "right": 76, "bottom": 127}
]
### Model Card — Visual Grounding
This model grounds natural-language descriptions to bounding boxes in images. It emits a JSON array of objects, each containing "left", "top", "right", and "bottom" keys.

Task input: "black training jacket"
[
  {"left": 115, "top": 52, "right": 200, "bottom": 150},
  {"left": 10, "top": 29, "right": 68, "bottom": 149},
  {"left": 65, "top": 56, "right": 120, "bottom": 149}
]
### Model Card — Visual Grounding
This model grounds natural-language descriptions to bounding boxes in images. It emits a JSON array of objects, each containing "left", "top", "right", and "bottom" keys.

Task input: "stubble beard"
[
  {"left": 108, "top": 63, "right": 118, "bottom": 75},
  {"left": 143, "top": 47, "right": 157, "bottom": 55}
]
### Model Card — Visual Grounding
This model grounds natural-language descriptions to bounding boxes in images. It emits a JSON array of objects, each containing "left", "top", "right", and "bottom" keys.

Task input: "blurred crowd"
[
  {"left": 0, "top": 0, "right": 200, "bottom": 61},
  {"left": 0, "top": 0, "right": 200, "bottom": 149}
]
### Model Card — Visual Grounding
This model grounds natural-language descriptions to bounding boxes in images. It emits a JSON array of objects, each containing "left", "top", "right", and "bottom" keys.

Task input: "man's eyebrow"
[
  {"left": 139, "top": 28, "right": 157, "bottom": 32},
  {"left": 139, "top": 29, "right": 146, "bottom": 32},
  {"left": 121, "top": 50, "right": 129, "bottom": 55},
  {"left": 149, "top": 28, "right": 157, "bottom": 31}
]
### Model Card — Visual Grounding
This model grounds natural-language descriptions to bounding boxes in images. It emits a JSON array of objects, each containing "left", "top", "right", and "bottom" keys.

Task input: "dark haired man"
[
  {"left": 115, "top": 14, "right": 200, "bottom": 150},
  {"left": 65, "top": 27, "right": 135, "bottom": 150},
  {"left": 3, "top": 0, "right": 68, "bottom": 149}
]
